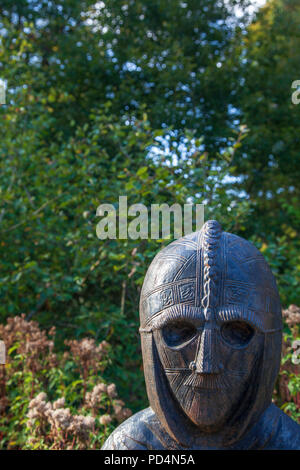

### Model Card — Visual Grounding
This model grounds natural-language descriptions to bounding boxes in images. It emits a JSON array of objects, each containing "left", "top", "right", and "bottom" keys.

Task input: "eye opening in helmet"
[
  {"left": 221, "top": 320, "right": 255, "bottom": 348},
  {"left": 162, "top": 321, "right": 198, "bottom": 349}
]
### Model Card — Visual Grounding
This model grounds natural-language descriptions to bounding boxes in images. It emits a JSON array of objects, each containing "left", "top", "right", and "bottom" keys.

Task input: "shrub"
[
  {"left": 0, "top": 315, "right": 131, "bottom": 449},
  {"left": 273, "top": 305, "right": 300, "bottom": 423}
]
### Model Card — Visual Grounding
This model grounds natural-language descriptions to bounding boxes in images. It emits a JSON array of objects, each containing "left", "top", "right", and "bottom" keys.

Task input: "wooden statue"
[{"left": 102, "top": 220, "right": 300, "bottom": 450}]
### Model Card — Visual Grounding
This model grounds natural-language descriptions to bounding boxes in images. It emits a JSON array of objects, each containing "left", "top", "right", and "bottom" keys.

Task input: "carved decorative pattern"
[
  {"left": 178, "top": 284, "right": 195, "bottom": 302},
  {"left": 160, "top": 288, "right": 173, "bottom": 307}
]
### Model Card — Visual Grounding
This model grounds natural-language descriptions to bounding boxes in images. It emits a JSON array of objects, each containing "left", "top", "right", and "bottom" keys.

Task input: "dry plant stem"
[{"left": 0, "top": 315, "right": 129, "bottom": 448}]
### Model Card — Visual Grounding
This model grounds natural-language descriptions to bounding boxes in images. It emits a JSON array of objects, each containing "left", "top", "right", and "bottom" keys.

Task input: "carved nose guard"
[{"left": 190, "top": 327, "right": 222, "bottom": 374}]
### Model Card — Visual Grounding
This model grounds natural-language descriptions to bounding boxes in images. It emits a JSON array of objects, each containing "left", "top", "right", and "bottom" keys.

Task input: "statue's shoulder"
[
  {"left": 101, "top": 407, "right": 166, "bottom": 450},
  {"left": 262, "top": 404, "right": 300, "bottom": 450}
]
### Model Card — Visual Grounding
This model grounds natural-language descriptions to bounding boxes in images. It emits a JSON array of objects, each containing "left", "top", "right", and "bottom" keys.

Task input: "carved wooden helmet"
[{"left": 139, "top": 220, "right": 282, "bottom": 447}]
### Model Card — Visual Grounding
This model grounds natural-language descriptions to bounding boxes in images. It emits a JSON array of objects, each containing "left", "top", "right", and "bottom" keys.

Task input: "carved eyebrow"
[
  {"left": 140, "top": 306, "right": 205, "bottom": 332},
  {"left": 217, "top": 306, "right": 281, "bottom": 333},
  {"left": 217, "top": 306, "right": 263, "bottom": 330}
]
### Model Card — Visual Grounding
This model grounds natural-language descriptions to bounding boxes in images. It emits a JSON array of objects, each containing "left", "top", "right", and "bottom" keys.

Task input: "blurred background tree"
[
  {"left": 0, "top": 0, "right": 299, "bottom": 414},
  {"left": 231, "top": 0, "right": 300, "bottom": 306}
]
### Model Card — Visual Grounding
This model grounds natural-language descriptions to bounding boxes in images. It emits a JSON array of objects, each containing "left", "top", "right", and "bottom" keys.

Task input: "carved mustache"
[{"left": 165, "top": 368, "right": 246, "bottom": 390}]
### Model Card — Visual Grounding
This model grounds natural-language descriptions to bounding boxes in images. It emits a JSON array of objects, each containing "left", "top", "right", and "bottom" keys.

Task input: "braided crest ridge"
[{"left": 201, "top": 220, "right": 222, "bottom": 309}]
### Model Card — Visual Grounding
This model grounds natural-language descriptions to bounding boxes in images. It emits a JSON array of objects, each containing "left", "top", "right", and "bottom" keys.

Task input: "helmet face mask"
[
  {"left": 139, "top": 221, "right": 282, "bottom": 444},
  {"left": 153, "top": 311, "right": 265, "bottom": 431}
]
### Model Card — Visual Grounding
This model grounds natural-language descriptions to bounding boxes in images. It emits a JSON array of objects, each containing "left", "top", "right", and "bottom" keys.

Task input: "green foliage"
[
  {"left": 0, "top": 0, "right": 253, "bottom": 410},
  {"left": 230, "top": 0, "right": 300, "bottom": 292},
  {"left": 0, "top": 0, "right": 299, "bottom": 432}
]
